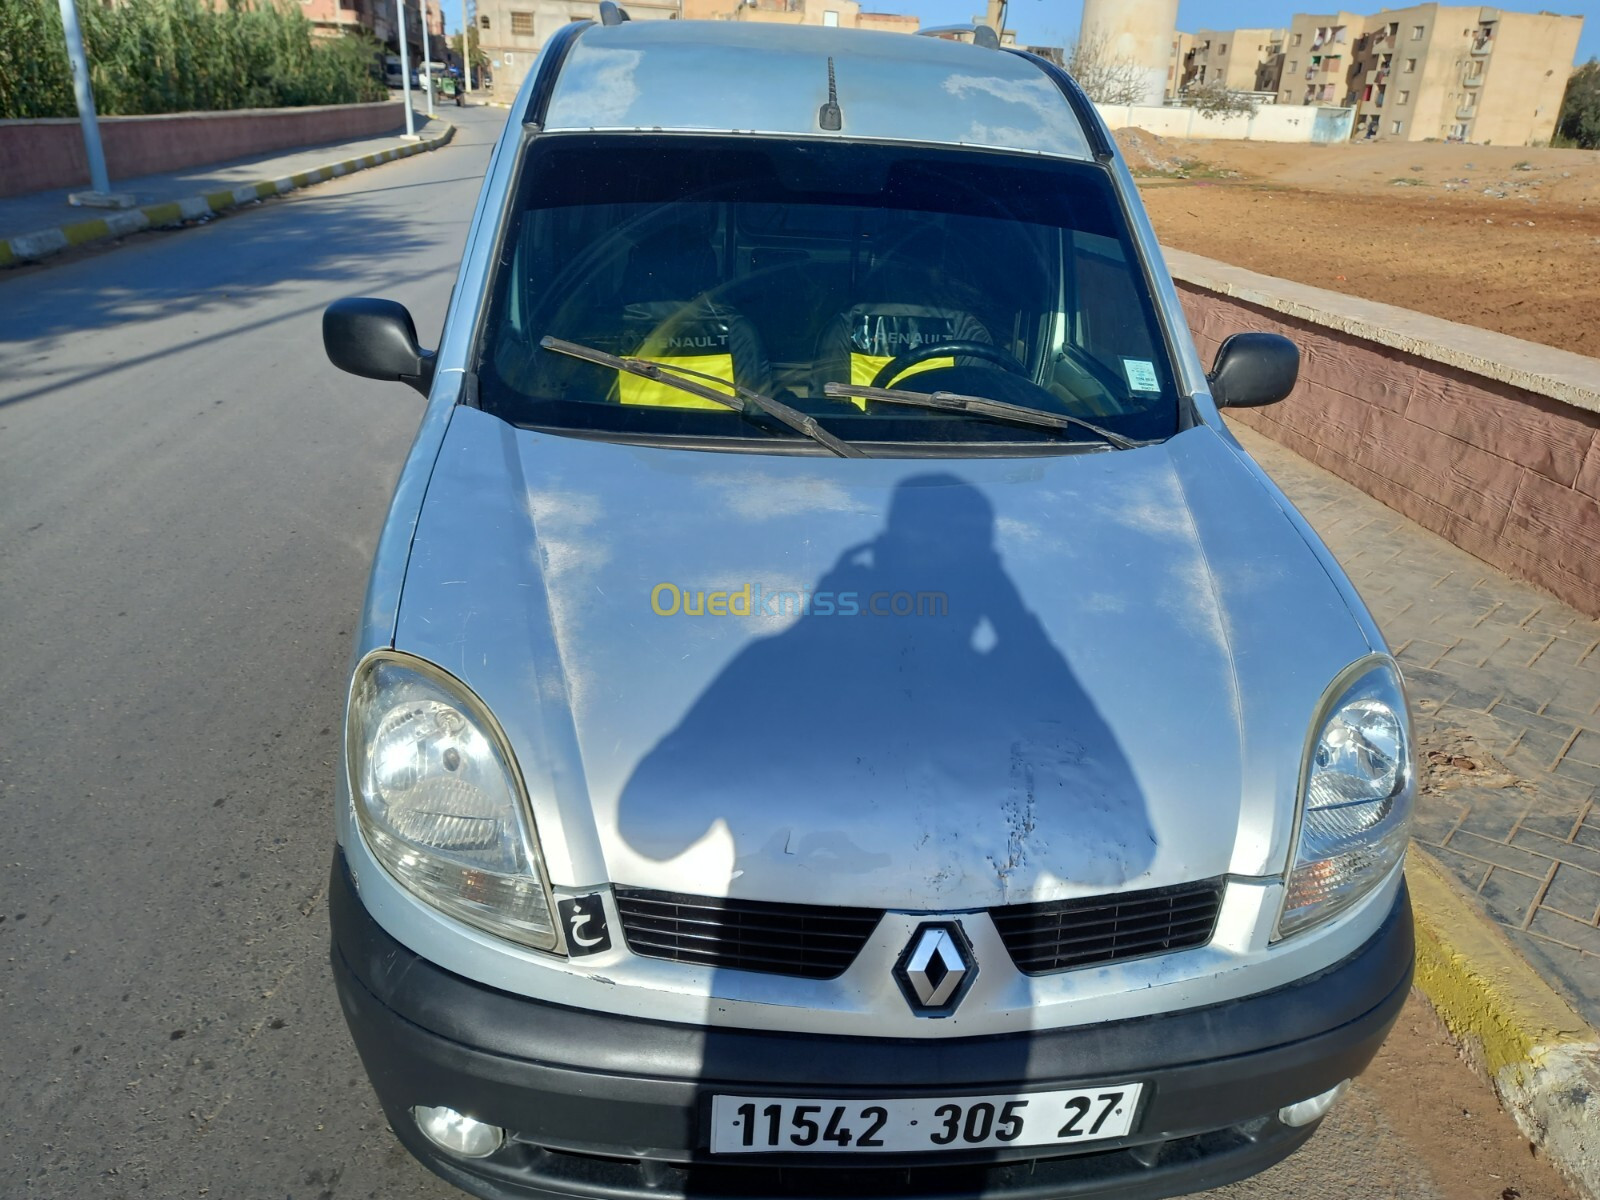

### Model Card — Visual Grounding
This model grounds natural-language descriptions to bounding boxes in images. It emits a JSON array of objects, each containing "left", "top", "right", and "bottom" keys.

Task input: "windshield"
[{"left": 476, "top": 134, "right": 1182, "bottom": 452}]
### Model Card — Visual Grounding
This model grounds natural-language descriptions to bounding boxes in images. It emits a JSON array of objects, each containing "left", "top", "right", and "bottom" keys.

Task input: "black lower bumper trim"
[{"left": 329, "top": 850, "right": 1412, "bottom": 1200}]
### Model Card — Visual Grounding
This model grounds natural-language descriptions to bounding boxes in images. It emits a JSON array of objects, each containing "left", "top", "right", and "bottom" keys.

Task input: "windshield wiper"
[
  {"left": 823, "top": 383, "right": 1140, "bottom": 451},
  {"left": 541, "top": 336, "right": 864, "bottom": 459}
]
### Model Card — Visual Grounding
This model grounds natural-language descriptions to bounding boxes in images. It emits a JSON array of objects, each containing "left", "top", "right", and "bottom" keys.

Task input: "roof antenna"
[
  {"left": 598, "top": 1, "right": 630, "bottom": 24},
  {"left": 818, "top": 56, "right": 842, "bottom": 131}
]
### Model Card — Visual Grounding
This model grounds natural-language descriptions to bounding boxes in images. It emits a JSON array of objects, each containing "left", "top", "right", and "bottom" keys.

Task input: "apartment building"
[
  {"left": 474, "top": 0, "right": 679, "bottom": 97},
  {"left": 1280, "top": 5, "right": 1581, "bottom": 143},
  {"left": 302, "top": 0, "right": 441, "bottom": 62},
  {"left": 1180, "top": 27, "right": 1288, "bottom": 94},
  {"left": 1280, "top": 11, "right": 1367, "bottom": 105},
  {"left": 1166, "top": 31, "right": 1197, "bottom": 98},
  {"left": 680, "top": 0, "right": 917, "bottom": 32},
  {"left": 1349, "top": 6, "right": 1579, "bottom": 143}
]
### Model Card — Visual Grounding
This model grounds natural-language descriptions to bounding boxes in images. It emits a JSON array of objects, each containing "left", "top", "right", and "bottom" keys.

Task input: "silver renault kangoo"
[{"left": 322, "top": 13, "right": 1415, "bottom": 1200}]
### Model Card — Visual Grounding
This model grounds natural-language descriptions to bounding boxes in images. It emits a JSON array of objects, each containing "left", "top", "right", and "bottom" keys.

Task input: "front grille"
[
  {"left": 990, "top": 880, "right": 1224, "bottom": 975},
  {"left": 613, "top": 888, "right": 884, "bottom": 980}
]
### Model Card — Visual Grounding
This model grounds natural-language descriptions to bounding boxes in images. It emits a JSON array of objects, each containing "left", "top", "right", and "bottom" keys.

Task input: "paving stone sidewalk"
[{"left": 1233, "top": 423, "right": 1600, "bottom": 1024}]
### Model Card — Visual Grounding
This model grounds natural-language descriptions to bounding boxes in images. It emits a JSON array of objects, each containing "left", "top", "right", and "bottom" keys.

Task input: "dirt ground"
[
  {"left": 1117, "top": 129, "right": 1600, "bottom": 353},
  {"left": 1349, "top": 990, "right": 1578, "bottom": 1200}
]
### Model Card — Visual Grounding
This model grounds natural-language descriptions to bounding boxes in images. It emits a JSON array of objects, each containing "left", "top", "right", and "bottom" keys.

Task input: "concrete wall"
[
  {"left": 1166, "top": 249, "right": 1600, "bottom": 618},
  {"left": 0, "top": 102, "right": 405, "bottom": 198},
  {"left": 1097, "top": 102, "right": 1354, "bottom": 142}
]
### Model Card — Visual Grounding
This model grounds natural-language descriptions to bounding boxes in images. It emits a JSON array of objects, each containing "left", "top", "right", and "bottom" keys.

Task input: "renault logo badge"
[{"left": 894, "top": 922, "right": 977, "bottom": 1017}]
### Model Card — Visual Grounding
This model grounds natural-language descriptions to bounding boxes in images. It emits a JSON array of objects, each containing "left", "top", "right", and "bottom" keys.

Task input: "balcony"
[
  {"left": 1463, "top": 75, "right": 1482, "bottom": 87},
  {"left": 1457, "top": 105, "right": 1477, "bottom": 118},
  {"left": 1470, "top": 39, "right": 1492, "bottom": 55}
]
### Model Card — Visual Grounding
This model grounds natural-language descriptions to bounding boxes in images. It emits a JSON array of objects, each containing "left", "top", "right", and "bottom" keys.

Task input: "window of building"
[
  {"left": 823, "top": 9, "right": 839, "bottom": 25},
  {"left": 479, "top": 13, "right": 489, "bottom": 27},
  {"left": 1387, "top": 21, "right": 1398, "bottom": 36},
  {"left": 1403, "top": 58, "right": 1416, "bottom": 72},
  {"left": 510, "top": 10, "right": 533, "bottom": 34},
  {"left": 1398, "top": 89, "right": 1410, "bottom": 103},
  {"left": 1292, "top": 32, "right": 1302, "bottom": 46},
  {"left": 1288, "top": 59, "right": 1298, "bottom": 72},
  {"left": 1410, "top": 25, "right": 1424, "bottom": 39},
  {"left": 1391, "top": 119, "right": 1403, "bottom": 134},
  {"left": 1219, "top": 42, "right": 1228, "bottom": 52}
]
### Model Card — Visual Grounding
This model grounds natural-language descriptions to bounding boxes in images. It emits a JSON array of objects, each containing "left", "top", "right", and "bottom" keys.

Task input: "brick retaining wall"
[
  {"left": 1168, "top": 251, "right": 1600, "bottom": 619},
  {"left": 0, "top": 101, "right": 406, "bottom": 198}
]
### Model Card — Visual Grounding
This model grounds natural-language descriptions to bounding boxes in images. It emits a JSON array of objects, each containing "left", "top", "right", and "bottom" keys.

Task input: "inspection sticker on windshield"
[{"left": 1122, "top": 358, "right": 1160, "bottom": 393}]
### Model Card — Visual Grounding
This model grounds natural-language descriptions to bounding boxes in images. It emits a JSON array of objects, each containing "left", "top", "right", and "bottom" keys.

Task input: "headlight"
[
  {"left": 1279, "top": 660, "right": 1413, "bottom": 938},
  {"left": 347, "top": 653, "right": 557, "bottom": 950}
]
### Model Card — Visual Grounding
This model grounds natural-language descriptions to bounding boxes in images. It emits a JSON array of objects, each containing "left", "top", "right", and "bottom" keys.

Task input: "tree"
[
  {"left": 1066, "top": 31, "right": 1148, "bottom": 107},
  {"left": 449, "top": 26, "right": 488, "bottom": 78},
  {"left": 1556, "top": 59, "right": 1600, "bottom": 149},
  {"left": 1183, "top": 79, "right": 1259, "bottom": 120}
]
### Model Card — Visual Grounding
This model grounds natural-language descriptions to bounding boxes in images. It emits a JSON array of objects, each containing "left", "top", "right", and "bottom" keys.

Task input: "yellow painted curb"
[
  {"left": 1410, "top": 849, "right": 1593, "bottom": 1071},
  {"left": 62, "top": 217, "right": 110, "bottom": 246},
  {"left": 1408, "top": 847, "right": 1600, "bottom": 1198},
  {"left": 3, "top": 123, "right": 455, "bottom": 268},
  {"left": 141, "top": 201, "right": 183, "bottom": 227}
]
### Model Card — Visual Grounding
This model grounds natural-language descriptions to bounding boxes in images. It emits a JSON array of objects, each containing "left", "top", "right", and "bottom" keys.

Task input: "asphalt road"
[{"left": 0, "top": 105, "right": 1574, "bottom": 1200}]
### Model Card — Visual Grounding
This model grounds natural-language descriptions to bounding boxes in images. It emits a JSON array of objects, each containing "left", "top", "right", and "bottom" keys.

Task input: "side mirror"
[
  {"left": 323, "top": 297, "right": 436, "bottom": 396},
  {"left": 1207, "top": 332, "right": 1299, "bottom": 408}
]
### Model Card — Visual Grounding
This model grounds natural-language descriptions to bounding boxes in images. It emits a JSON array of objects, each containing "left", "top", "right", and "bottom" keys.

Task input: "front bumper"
[{"left": 330, "top": 850, "right": 1413, "bottom": 1200}]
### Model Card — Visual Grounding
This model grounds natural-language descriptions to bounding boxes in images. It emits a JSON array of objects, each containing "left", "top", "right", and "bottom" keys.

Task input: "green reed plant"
[{"left": 0, "top": 0, "right": 386, "bottom": 119}]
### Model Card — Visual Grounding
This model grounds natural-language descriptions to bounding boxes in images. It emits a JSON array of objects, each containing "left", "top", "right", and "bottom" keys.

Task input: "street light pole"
[
  {"left": 420, "top": 1, "right": 435, "bottom": 118},
  {"left": 56, "top": 0, "right": 116, "bottom": 201},
  {"left": 458, "top": 0, "right": 472, "bottom": 95},
  {"left": 395, "top": 0, "right": 416, "bottom": 136}
]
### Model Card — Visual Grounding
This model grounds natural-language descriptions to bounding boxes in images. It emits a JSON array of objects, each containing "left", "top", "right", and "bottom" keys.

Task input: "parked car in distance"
[{"left": 323, "top": 13, "right": 1415, "bottom": 1200}]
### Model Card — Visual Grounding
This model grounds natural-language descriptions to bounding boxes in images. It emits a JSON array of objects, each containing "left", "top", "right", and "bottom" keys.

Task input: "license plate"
[{"left": 709, "top": 1085, "right": 1142, "bottom": 1154}]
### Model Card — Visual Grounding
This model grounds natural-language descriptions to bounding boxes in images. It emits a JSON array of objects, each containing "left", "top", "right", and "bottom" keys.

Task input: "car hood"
[{"left": 393, "top": 408, "right": 1376, "bottom": 910}]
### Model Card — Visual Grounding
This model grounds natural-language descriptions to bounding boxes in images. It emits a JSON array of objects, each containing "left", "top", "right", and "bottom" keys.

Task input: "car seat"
[
  {"left": 812, "top": 226, "right": 992, "bottom": 401},
  {"left": 614, "top": 223, "right": 772, "bottom": 409}
]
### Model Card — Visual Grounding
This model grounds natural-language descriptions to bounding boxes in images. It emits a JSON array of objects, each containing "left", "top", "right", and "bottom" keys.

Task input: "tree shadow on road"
[{"left": 0, "top": 179, "right": 453, "bottom": 409}]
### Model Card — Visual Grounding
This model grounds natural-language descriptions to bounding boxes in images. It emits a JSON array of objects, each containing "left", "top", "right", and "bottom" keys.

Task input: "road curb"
[
  {"left": 1408, "top": 847, "right": 1600, "bottom": 1199},
  {"left": 0, "top": 121, "right": 456, "bottom": 269}
]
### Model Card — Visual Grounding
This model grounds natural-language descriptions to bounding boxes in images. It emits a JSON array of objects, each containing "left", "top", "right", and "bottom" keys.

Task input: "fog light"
[
  {"left": 412, "top": 1104, "right": 505, "bottom": 1158},
  {"left": 1278, "top": 1080, "right": 1351, "bottom": 1128}
]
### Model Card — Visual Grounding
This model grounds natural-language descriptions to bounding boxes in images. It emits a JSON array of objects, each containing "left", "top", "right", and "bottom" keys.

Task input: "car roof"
[{"left": 539, "top": 21, "right": 1094, "bottom": 162}]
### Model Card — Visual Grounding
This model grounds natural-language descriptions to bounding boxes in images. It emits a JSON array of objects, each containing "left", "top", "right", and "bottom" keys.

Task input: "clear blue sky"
[{"left": 908, "top": 0, "right": 1600, "bottom": 66}]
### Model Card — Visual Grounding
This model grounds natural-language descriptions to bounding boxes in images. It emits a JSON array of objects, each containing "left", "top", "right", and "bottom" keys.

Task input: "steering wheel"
[{"left": 870, "top": 340, "right": 1028, "bottom": 390}]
